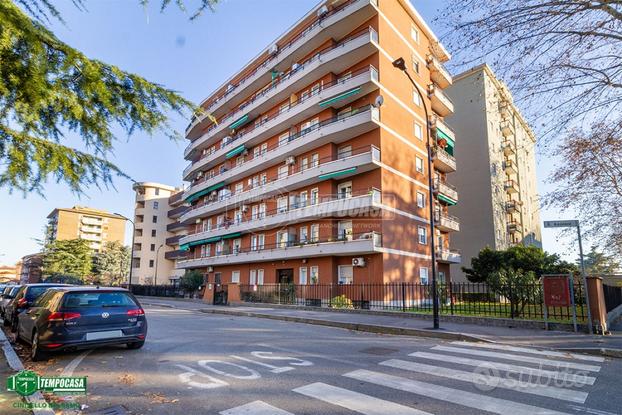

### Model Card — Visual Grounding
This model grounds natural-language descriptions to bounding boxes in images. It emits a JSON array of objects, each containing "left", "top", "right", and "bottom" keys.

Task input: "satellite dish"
[{"left": 373, "top": 95, "right": 384, "bottom": 108}]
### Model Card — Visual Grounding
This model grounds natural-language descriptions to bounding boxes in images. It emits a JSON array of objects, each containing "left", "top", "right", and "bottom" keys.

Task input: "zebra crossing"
[{"left": 219, "top": 341, "right": 606, "bottom": 415}]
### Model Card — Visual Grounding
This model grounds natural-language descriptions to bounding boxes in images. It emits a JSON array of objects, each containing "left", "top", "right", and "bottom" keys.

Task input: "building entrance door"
[{"left": 277, "top": 268, "right": 294, "bottom": 284}]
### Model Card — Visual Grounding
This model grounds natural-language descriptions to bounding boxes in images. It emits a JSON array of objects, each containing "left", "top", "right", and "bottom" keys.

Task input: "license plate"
[{"left": 86, "top": 330, "right": 123, "bottom": 341}]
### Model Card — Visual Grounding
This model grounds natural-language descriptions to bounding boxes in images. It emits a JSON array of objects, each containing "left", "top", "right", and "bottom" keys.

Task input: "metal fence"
[
  {"left": 239, "top": 282, "right": 588, "bottom": 323},
  {"left": 130, "top": 284, "right": 185, "bottom": 298}
]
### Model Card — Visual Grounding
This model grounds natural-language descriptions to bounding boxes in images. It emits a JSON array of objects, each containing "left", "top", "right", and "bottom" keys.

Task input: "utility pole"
[{"left": 115, "top": 213, "right": 135, "bottom": 291}]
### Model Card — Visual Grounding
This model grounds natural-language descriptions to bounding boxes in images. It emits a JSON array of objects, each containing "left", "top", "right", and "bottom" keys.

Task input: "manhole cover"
[
  {"left": 87, "top": 405, "right": 129, "bottom": 415},
  {"left": 358, "top": 347, "right": 399, "bottom": 355}
]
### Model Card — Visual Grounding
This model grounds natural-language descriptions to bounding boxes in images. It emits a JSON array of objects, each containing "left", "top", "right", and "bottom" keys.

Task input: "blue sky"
[{"left": 0, "top": 0, "right": 578, "bottom": 266}]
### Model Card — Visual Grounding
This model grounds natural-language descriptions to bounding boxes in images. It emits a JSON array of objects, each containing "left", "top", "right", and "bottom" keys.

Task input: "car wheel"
[
  {"left": 126, "top": 341, "right": 145, "bottom": 350},
  {"left": 31, "top": 331, "right": 48, "bottom": 362}
]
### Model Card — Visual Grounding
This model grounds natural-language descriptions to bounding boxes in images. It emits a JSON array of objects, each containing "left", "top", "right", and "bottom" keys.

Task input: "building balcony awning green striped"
[
  {"left": 179, "top": 235, "right": 222, "bottom": 251},
  {"left": 185, "top": 181, "right": 226, "bottom": 203},
  {"left": 318, "top": 167, "right": 357, "bottom": 181},
  {"left": 319, "top": 87, "right": 361, "bottom": 108},
  {"left": 436, "top": 127, "right": 455, "bottom": 156},
  {"left": 437, "top": 194, "right": 457, "bottom": 205},
  {"left": 222, "top": 232, "right": 242, "bottom": 240},
  {"left": 228, "top": 114, "right": 249, "bottom": 130},
  {"left": 225, "top": 145, "right": 246, "bottom": 159}
]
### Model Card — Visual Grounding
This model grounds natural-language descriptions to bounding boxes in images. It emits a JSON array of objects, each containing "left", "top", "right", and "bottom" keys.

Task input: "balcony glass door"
[
  {"left": 338, "top": 220, "right": 353, "bottom": 241},
  {"left": 337, "top": 181, "right": 352, "bottom": 199}
]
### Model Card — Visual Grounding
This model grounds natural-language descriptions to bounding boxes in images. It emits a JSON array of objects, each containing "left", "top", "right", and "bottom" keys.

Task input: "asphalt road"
[{"left": 9, "top": 305, "right": 622, "bottom": 415}]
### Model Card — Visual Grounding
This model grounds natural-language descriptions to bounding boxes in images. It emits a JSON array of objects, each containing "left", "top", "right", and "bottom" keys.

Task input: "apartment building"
[
  {"left": 46, "top": 206, "right": 126, "bottom": 253},
  {"left": 131, "top": 182, "right": 188, "bottom": 285},
  {"left": 177, "top": 0, "right": 459, "bottom": 291},
  {"left": 446, "top": 64, "right": 542, "bottom": 281},
  {"left": 20, "top": 253, "right": 43, "bottom": 283}
]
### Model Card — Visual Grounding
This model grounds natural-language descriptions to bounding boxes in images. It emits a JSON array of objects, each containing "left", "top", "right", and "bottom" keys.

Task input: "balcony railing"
[
  {"left": 185, "top": 26, "right": 378, "bottom": 150},
  {"left": 165, "top": 250, "right": 188, "bottom": 260},
  {"left": 436, "top": 248, "right": 461, "bottom": 264},
  {"left": 168, "top": 191, "right": 184, "bottom": 206},
  {"left": 504, "top": 179, "right": 519, "bottom": 194},
  {"left": 502, "top": 139, "right": 515, "bottom": 156},
  {"left": 433, "top": 179, "right": 459, "bottom": 204},
  {"left": 168, "top": 205, "right": 190, "bottom": 218},
  {"left": 426, "top": 54, "right": 452, "bottom": 88},
  {"left": 501, "top": 120, "right": 514, "bottom": 137},
  {"left": 187, "top": 0, "right": 373, "bottom": 130},
  {"left": 186, "top": 104, "right": 377, "bottom": 188},
  {"left": 428, "top": 83, "right": 454, "bottom": 116},
  {"left": 183, "top": 144, "right": 380, "bottom": 219},
  {"left": 433, "top": 148, "right": 456, "bottom": 173},
  {"left": 435, "top": 213, "right": 460, "bottom": 232},
  {"left": 166, "top": 222, "right": 187, "bottom": 232},
  {"left": 507, "top": 221, "right": 522, "bottom": 233},
  {"left": 505, "top": 200, "right": 523, "bottom": 213},
  {"left": 503, "top": 160, "right": 517, "bottom": 175},
  {"left": 166, "top": 235, "right": 183, "bottom": 246}
]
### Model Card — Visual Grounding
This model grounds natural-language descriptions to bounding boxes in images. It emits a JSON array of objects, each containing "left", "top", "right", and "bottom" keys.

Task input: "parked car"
[
  {"left": 17, "top": 287, "right": 147, "bottom": 361},
  {"left": 5, "top": 284, "right": 71, "bottom": 332},
  {"left": 0, "top": 285, "right": 21, "bottom": 320}
]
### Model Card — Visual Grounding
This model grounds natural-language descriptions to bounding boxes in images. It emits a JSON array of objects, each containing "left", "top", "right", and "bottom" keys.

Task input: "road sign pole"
[
  {"left": 568, "top": 274, "right": 578, "bottom": 333},
  {"left": 576, "top": 224, "right": 593, "bottom": 333}
]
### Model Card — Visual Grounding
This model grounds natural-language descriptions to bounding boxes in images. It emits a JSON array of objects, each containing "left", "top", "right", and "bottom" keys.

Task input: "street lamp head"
[{"left": 392, "top": 57, "right": 407, "bottom": 71}]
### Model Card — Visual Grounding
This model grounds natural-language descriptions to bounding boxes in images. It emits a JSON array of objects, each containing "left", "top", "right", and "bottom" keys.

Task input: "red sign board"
[{"left": 543, "top": 276, "right": 571, "bottom": 307}]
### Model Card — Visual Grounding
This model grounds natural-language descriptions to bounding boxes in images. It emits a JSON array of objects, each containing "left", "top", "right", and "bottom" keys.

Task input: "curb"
[
  {"left": 555, "top": 347, "right": 622, "bottom": 359},
  {"left": 0, "top": 329, "right": 55, "bottom": 415}
]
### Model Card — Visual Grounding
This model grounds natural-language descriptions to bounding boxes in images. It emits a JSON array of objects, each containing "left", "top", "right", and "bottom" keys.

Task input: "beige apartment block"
[
  {"left": 178, "top": 0, "right": 460, "bottom": 291},
  {"left": 446, "top": 64, "right": 542, "bottom": 281},
  {"left": 46, "top": 206, "right": 126, "bottom": 254},
  {"left": 131, "top": 182, "right": 188, "bottom": 285}
]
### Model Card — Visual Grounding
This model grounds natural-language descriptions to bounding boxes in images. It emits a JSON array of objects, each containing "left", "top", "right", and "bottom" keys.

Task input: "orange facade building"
[{"left": 177, "top": 0, "right": 459, "bottom": 292}]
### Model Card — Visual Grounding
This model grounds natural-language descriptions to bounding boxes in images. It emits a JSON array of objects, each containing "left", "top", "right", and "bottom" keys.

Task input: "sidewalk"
[{"left": 139, "top": 296, "right": 622, "bottom": 358}]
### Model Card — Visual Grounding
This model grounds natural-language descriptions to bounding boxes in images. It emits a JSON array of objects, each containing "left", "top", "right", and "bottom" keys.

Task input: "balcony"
[
  {"left": 504, "top": 179, "right": 519, "bottom": 194},
  {"left": 184, "top": 67, "right": 380, "bottom": 179},
  {"left": 165, "top": 250, "right": 188, "bottom": 260},
  {"left": 433, "top": 179, "right": 458, "bottom": 205},
  {"left": 436, "top": 248, "right": 461, "bottom": 264},
  {"left": 80, "top": 225, "right": 101, "bottom": 234},
  {"left": 166, "top": 235, "right": 183, "bottom": 246},
  {"left": 180, "top": 189, "right": 382, "bottom": 247},
  {"left": 435, "top": 213, "right": 460, "bottom": 232},
  {"left": 433, "top": 148, "right": 456, "bottom": 173},
  {"left": 501, "top": 120, "right": 514, "bottom": 137},
  {"left": 167, "top": 222, "right": 187, "bottom": 232},
  {"left": 426, "top": 54, "right": 452, "bottom": 89},
  {"left": 185, "top": 105, "right": 380, "bottom": 194},
  {"left": 177, "top": 232, "right": 382, "bottom": 268},
  {"left": 428, "top": 83, "right": 454, "bottom": 116},
  {"left": 505, "top": 200, "right": 522, "bottom": 214},
  {"left": 181, "top": 146, "right": 382, "bottom": 222},
  {"left": 499, "top": 102, "right": 510, "bottom": 119},
  {"left": 507, "top": 221, "right": 522, "bottom": 234},
  {"left": 81, "top": 217, "right": 102, "bottom": 226},
  {"left": 169, "top": 191, "right": 184, "bottom": 206},
  {"left": 502, "top": 139, "right": 515, "bottom": 156},
  {"left": 503, "top": 160, "right": 517, "bottom": 175},
  {"left": 168, "top": 205, "right": 190, "bottom": 219},
  {"left": 186, "top": 26, "right": 379, "bottom": 144}
]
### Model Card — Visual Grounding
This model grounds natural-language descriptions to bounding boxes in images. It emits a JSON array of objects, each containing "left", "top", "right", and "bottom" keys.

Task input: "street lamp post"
[
  {"left": 392, "top": 57, "right": 440, "bottom": 329},
  {"left": 115, "top": 213, "right": 135, "bottom": 292},
  {"left": 154, "top": 244, "right": 164, "bottom": 286}
]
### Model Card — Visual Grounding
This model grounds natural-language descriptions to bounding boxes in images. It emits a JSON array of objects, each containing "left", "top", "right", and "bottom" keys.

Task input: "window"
[
  {"left": 416, "top": 191, "right": 426, "bottom": 208},
  {"left": 299, "top": 191, "right": 308, "bottom": 207},
  {"left": 338, "top": 265, "right": 354, "bottom": 284},
  {"left": 413, "top": 89, "right": 422, "bottom": 107},
  {"left": 279, "top": 132, "right": 289, "bottom": 146},
  {"left": 418, "top": 226, "right": 427, "bottom": 245},
  {"left": 155, "top": 188, "right": 160, "bottom": 196},
  {"left": 278, "top": 165, "right": 289, "bottom": 179},
  {"left": 150, "top": 244, "right": 155, "bottom": 251},
  {"left": 419, "top": 267, "right": 429, "bottom": 284},
  {"left": 251, "top": 234, "right": 265, "bottom": 251},
  {"left": 200, "top": 244, "right": 208, "bottom": 258},
  {"left": 149, "top": 260, "right": 154, "bottom": 268},
  {"left": 153, "top": 201, "right": 159, "bottom": 210},
  {"left": 232, "top": 238, "right": 241, "bottom": 254},
  {"left": 250, "top": 269, "right": 257, "bottom": 285},
  {"left": 276, "top": 231, "right": 288, "bottom": 248},
  {"left": 251, "top": 205, "right": 259, "bottom": 220},
  {"left": 339, "top": 71, "right": 352, "bottom": 84},
  {"left": 301, "top": 157, "right": 309, "bottom": 172},
  {"left": 260, "top": 173, "right": 267, "bottom": 185},
  {"left": 217, "top": 214, "right": 225, "bottom": 228},
  {"left": 310, "top": 266, "right": 319, "bottom": 284},
  {"left": 338, "top": 182, "right": 352, "bottom": 199},
  {"left": 310, "top": 188, "right": 319, "bottom": 205},
  {"left": 279, "top": 102, "right": 289, "bottom": 114},
  {"left": 253, "top": 146, "right": 260, "bottom": 158},
  {"left": 236, "top": 156, "right": 244, "bottom": 167},
  {"left": 151, "top": 229, "right": 156, "bottom": 237},
  {"left": 258, "top": 203, "right": 266, "bottom": 219},
  {"left": 311, "top": 224, "right": 319, "bottom": 242},
  {"left": 234, "top": 209, "right": 242, "bottom": 224},
  {"left": 257, "top": 269, "right": 264, "bottom": 285},
  {"left": 301, "top": 117, "right": 319, "bottom": 133},
  {"left": 299, "top": 267, "right": 308, "bottom": 285},
  {"left": 277, "top": 197, "right": 288, "bottom": 213},
  {"left": 261, "top": 143, "right": 268, "bottom": 155},
  {"left": 411, "top": 53, "right": 420, "bottom": 74},
  {"left": 414, "top": 122, "right": 423, "bottom": 140},
  {"left": 311, "top": 153, "right": 319, "bottom": 168},
  {"left": 235, "top": 182, "right": 243, "bottom": 194},
  {"left": 300, "top": 226, "right": 308, "bottom": 243},
  {"left": 338, "top": 145, "right": 352, "bottom": 159},
  {"left": 337, "top": 107, "right": 351, "bottom": 120},
  {"left": 152, "top": 215, "right": 157, "bottom": 223},
  {"left": 415, "top": 156, "right": 424, "bottom": 173},
  {"left": 411, "top": 24, "right": 420, "bottom": 43},
  {"left": 231, "top": 271, "right": 240, "bottom": 284},
  {"left": 216, "top": 240, "right": 224, "bottom": 256},
  {"left": 250, "top": 269, "right": 264, "bottom": 285}
]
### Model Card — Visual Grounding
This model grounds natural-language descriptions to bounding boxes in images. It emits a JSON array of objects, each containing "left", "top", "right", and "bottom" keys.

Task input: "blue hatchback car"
[{"left": 16, "top": 286, "right": 147, "bottom": 361}]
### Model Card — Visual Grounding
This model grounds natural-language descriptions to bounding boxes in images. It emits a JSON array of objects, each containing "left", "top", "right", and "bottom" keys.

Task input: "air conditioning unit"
[
  {"left": 226, "top": 84, "right": 234, "bottom": 92},
  {"left": 285, "top": 156, "right": 296, "bottom": 165},
  {"left": 207, "top": 266, "right": 214, "bottom": 272},
  {"left": 222, "top": 136, "right": 231, "bottom": 145},
  {"left": 268, "top": 44, "right": 279, "bottom": 55},
  {"left": 317, "top": 5, "right": 329, "bottom": 17},
  {"left": 352, "top": 257, "right": 366, "bottom": 267},
  {"left": 291, "top": 63, "right": 300, "bottom": 71}
]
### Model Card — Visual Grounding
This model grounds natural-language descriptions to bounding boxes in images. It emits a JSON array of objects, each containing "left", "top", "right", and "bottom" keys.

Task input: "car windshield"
[
  {"left": 62, "top": 292, "right": 137, "bottom": 308},
  {"left": 9, "top": 287, "right": 20, "bottom": 296}
]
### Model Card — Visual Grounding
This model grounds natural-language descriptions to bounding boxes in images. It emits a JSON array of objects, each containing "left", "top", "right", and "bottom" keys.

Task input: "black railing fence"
[
  {"left": 130, "top": 285, "right": 185, "bottom": 298},
  {"left": 603, "top": 283, "right": 622, "bottom": 313},
  {"left": 239, "top": 282, "right": 588, "bottom": 322}
]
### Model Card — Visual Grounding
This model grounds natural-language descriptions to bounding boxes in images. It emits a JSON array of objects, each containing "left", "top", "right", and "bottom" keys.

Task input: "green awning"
[
  {"left": 228, "top": 114, "right": 249, "bottom": 130},
  {"left": 185, "top": 181, "right": 227, "bottom": 203},
  {"left": 222, "top": 232, "right": 242, "bottom": 240},
  {"left": 225, "top": 145, "right": 246, "bottom": 159},
  {"left": 319, "top": 87, "right": 361, "bottom": 108},
  {"left": 318, "top": 167, "right": 357, "bottom": 181},
  {"left": 179, "top": 236, "right": 222, "bottom": 251},
  {"left": 437, "top": 194, "right": 457, "bottom": 205},
  {"left": 436, "top": 127, "right": 455, "bottom": 156}
]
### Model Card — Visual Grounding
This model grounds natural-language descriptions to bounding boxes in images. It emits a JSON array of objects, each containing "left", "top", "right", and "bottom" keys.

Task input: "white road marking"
[
  {"left": 255, "top": 343, "right": 365, "bottom": 367},
  {"left": 293, "top": 382, "right": 432, "bottom": 415},
  {"left": 61, "top": 350, "right": 92, "bottom": 376},
  {"left": 220, "top": 400, "right": 294, "bottom": 415},
  {"left": 344, "top": 369, "right": 572, "bottom": 415},
  {"left": 176, "top": 364, "right": 229, "bottom": 389},
  {"left": 230, "top": 355, "right": 294, "bottom": 373},
  {"left": 409, "top": 352, "right": 595, "bottom": 386},
  {"left": 450, "top": 342, "right": 605, "bottom": 363},
  {"left": 250, "top": 351, "right": 313, "bottom": 366},
  {"left": 379, "top": 359, "right": 588, "bottom": 404},
  {"left": 431, "top": 346, "right": 601, "bottom": 372},
  {"left": 198, "top": 360, "right": 261, "bottom": 380}
]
